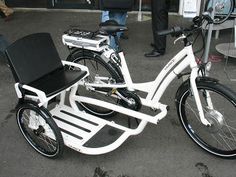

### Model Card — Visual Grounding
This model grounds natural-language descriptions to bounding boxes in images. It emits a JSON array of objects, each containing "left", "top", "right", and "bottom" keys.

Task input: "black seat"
[
  {"left": 99, "top": 20, "right": 128, "bottom": 35},
  {"left": 5, "top": 33, "right": 87, "bottom": 97}
]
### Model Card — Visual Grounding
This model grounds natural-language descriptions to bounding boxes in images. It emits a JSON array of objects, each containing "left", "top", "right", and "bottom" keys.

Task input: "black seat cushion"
[
  {"left": 5, "top": 33, "right": 63, "bottom": 84},
  {"left": 28, "top": 67, "right": 87, "bottom": 97},
  {"left": 5, "top": 33, "right": 87, "bottom": 97},
  {"left": 99, "top": 20, "right": 128, "bottom": 35}
]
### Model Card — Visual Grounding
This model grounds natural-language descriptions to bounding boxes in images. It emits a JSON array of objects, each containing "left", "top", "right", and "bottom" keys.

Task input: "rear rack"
[{"left": 63, "top": 28, "right": 109, "bottom": 52}]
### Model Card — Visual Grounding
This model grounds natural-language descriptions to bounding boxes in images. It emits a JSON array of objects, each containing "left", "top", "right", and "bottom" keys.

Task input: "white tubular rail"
[{"left": 74, "top": 95, "right": 168, "bottom": 124}]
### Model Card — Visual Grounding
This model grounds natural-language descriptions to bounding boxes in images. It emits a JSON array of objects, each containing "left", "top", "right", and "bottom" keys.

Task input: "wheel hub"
[
  {"left": 204, "top": 109, "right": 224, "bottom": 133},
  {"left": 33, "top": 125, "right": 45, "bottom": 136}
]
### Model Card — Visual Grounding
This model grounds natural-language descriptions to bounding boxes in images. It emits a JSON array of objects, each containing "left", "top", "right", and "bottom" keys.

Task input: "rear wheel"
[
  {"left": 16, "top": 102, "right": 64, "bottom": 158},
  {"left": 67, "top": 49, "right": 122, "bottom": 117},
  {"left": 205, "top": 0, "right": 234, "bottom": 24},
  {"left": 176, "top": 78, "right": 236, "bottom": 158}
]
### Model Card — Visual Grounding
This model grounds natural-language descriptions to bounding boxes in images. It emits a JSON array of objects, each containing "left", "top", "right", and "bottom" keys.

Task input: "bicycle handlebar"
[
  {"left": 157, "top": 13, "right": 213, "bottom": 38},
  {"left": 157, "top": 26, "right": 183, "bottom": 37}
]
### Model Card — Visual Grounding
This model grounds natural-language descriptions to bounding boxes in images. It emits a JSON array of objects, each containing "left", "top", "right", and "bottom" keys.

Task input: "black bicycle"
[{"left": 205, "top": 0, "right": 235, "bottom": 24}]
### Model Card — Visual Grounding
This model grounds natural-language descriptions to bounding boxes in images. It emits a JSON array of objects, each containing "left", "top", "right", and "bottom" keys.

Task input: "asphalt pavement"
[{"left": 1, "top": 10, "right": 236, "bottom": 177}]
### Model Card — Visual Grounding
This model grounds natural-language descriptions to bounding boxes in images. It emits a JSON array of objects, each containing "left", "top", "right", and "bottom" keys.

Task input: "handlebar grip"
[
  {"left": 157, "top": 28, "right": 175, "bottom": 36},
  {"left": 157, "top": 26, "right": 183, "bottom": 37}
]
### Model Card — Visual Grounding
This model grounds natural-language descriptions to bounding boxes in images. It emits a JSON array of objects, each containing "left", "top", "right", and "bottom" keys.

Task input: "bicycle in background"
[{"left": 205, "top": 0, "right": 235, "bottom": 24}]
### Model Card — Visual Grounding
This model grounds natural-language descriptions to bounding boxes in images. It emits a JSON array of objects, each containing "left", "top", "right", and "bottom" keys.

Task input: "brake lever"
[{"left": 174, "top": 34, "right": 186, "bottom": 44}]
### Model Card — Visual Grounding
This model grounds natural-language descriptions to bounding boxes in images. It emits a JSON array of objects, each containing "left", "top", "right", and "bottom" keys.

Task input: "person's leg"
[
  {"left": 154, "top": 0, "right": 168, "bottom": 52},
  {"left": 151, "top": 0, "right": 157, "bottom": 48},
  {"left": 145, "top": 0, "right": 168, "bottom": 57},
  {"left": 119, "top": 12, "right": 127, "bottom": 25},
  {"left": 101, "top": 11, "right": 117, "bottom": 49},
  {"left": 101, "top": 11, "right": 109, "bottom": 22},
  {"left": 109, "top": 12, "right": 127, "bottom": 38},
  {"left": 108, "top": 12, "right": 127, "bottom": 50},
  {"left": 117, "top": 12, "right": 128, "bottom": 39}
]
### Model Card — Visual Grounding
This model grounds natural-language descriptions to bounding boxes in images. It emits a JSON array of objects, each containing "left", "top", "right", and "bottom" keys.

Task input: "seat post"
[{"left": 113, "top": 34, "right": 122, "bottom": 52}]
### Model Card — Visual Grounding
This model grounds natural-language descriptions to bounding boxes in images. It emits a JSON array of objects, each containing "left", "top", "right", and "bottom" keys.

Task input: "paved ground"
[{"left": 1, "top": 10, "right": 236, "bottom": 177}]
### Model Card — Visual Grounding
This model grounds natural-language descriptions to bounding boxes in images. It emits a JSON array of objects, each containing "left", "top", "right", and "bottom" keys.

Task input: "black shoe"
[
  {"left": 144, "top": 49, "right": 165, "bottom": 57},
  {"left": 150, "top": 43, "right": 155, "bottom": 48}
]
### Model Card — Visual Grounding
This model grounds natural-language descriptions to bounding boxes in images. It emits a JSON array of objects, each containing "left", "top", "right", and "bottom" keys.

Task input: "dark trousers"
[{"left": 151, "top": 0, "right": 169, "bottom": 52}]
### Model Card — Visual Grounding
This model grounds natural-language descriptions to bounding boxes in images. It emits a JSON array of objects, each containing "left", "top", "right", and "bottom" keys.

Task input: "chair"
[
  {"left": 5, "top": 32, "right": 130, "bottom": 159},
  {"left": 6, "top": 33, "right": 87, "bottom": 99},
  {"left": 5, "top": 33, "right": 88, "bottom": 158}
]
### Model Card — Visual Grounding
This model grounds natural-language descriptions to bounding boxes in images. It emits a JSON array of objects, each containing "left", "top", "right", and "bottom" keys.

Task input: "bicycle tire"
[
  {"left": 66, "top": 49, "right": 122, "bottom": 117},
  {"left": 176, "top": 77, "right": 236, "bottom": 158},
  {"left": 16, "top": 102, "right": 64, "bottom": 158},
  {"left": 205, "top": 0, "right": 234, "bottom": 24}
]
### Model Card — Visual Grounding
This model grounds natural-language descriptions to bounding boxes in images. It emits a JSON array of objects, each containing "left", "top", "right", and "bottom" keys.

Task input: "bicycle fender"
[{"left": 175, "top": 76, "right": 219, "bottom": 100}]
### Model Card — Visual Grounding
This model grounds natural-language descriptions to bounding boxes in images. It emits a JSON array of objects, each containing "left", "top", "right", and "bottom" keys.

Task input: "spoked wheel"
[
  {"left": 17, "top": 102, "right": 64, "bottom": 158},
  {"left": 176, "top": 78, "right": 236, "bottom": 158},
  {"left": 67, "top": 49, "right": 123, "bottom": 118},
  {"left": 205, "top": 0, "right": 234, "bottom": 24}
]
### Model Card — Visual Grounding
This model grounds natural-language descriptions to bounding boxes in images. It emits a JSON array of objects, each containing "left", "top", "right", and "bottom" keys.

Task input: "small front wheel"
[
  {"left": 16, "top": 102, "right": 64, "bottom": 158},
  {"left": 176, "top": 78, "right": 236, "bottom": 158}
]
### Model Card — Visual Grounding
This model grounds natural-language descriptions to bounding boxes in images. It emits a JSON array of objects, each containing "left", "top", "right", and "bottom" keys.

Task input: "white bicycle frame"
[
  {"left": 70, "top": 34, "right": 211, "bottom": 128},
  {"left": 14, "top": 33, "right": 214, "bottom": 155}
]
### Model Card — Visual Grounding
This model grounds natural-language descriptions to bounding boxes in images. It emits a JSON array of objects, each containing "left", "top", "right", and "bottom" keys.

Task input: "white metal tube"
[
  {"left": 190, "top": 69, "right": 211, "bottom": 126},
  {"left": 152, "top": 58, "right": 190, "bottom": 103},
  {"left": 119, "top": 52, "right": 133, "bottom": 90},
  {"left": 138, "top": 0, "right": 142, "bottom": 21},
  {"left": 146, "top": 48, "right": 188, "bottom": 100},
  {"left": 203, "top": 0, "right": 216, "bottom": 64},
  {"left": 75, "top": 95, "right": 167, "bottom": 124}
]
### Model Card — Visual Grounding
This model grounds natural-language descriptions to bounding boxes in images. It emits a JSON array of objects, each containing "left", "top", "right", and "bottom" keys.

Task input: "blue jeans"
[{"left": 101, "top": 11, "right": 127, "bottom": 50}]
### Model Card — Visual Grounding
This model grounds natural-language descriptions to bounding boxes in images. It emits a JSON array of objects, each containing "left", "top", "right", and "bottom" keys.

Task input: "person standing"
[
  {"left": 145, "top": 0, "right": 169, "bottom": 57},
  {"left": 101, "top": 10, "right": 127, "bottom": 50}
]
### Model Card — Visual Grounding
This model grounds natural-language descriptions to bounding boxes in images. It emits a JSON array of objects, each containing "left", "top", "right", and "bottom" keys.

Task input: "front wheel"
[{"left": 176, "top": 78, "right": 236, "bottom": 158}]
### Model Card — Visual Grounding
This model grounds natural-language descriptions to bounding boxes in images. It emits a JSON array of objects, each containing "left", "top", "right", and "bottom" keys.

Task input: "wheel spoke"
[
  {"left": 38, "top": 134, "right": 56, "bottom": 152},
  {"left": 22, "top": 112, "right": 30, "bottom": 124},
  {"left": 177, "top": 83, "right": 236, "bottom": 157},
  {"left": 211, "top": 134, "right": 228, "bottom": 150},
  {"left": 222, "top": 121, "right": 236, "bottom": 142},
  {"left": 69, "top": 52, "right": 120, "bottom": 117},
  {"left": 218, "top": 133, "right": 233, "bottom": 150},
  {"left": 17, "top": 106, "right": 62, "bottom": 158}
]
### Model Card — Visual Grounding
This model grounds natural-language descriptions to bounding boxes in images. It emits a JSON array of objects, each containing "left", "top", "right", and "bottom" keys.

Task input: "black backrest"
[{"left": 5, "top": 33, "right": 63, "bottom": 84}]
